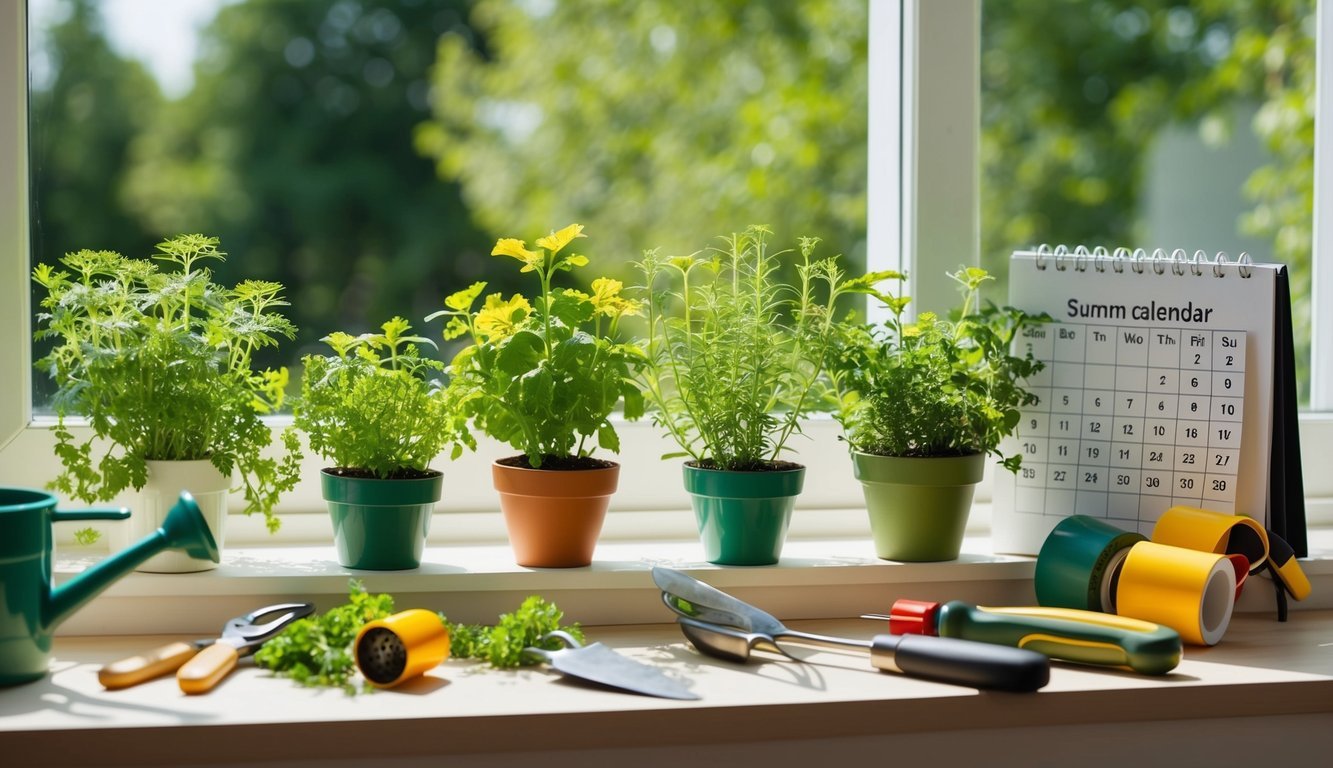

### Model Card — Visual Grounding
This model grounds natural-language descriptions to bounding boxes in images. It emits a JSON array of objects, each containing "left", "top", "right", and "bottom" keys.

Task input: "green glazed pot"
[
  {"left": 852, "top": 452, "right": 985, "bottom": 562},
  {"left": 321, "top": 470, "right": 442, "bottom": 570},
  {"left": 683, "top": 463, "right": 805, "bottom": 566}
]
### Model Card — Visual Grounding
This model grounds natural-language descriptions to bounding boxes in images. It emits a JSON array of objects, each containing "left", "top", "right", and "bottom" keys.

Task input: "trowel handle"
[
  {"left": 99, "top": 641, "right": 198, "bottom": 689},
  {"left": 871, "top": 634, "right": 1050, "bottom": 692},
  {"left": 177, "top": 642, "right": 239, "bottom": 694}
]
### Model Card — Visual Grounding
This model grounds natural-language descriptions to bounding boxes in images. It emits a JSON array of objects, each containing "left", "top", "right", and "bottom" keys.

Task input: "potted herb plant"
[
  {"left": 636, "top": 226, "right": 881, "bottom": 566},
  {"left": 826, "top": 267, "right": 1046, "bottom": 562},
  {"left": 32, "top": 235, "right": 301, "bottom": 572},
  {"left": 293, "top": 318, "right": 465, "bottom": 570},
  {"left": 428, "top": 224, "right": 644, "bottom": 568}
]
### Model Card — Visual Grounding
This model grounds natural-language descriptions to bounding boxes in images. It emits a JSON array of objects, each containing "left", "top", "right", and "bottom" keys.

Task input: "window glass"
[
  {"left": 980, "top": 0, "right": 1315, "bottom": 403},
  {"left": 28, "top": 0, "right": 869, "bottom": 410}
]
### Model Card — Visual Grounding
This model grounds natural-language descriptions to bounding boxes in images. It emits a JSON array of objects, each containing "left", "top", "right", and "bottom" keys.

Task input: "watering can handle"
[{"left": 51, "top": 507, "right": 130, "bottom": 522}]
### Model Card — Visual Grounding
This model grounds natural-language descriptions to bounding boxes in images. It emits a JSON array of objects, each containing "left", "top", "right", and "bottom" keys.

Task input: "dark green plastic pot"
[
  {"left": 852, "top": 452, "right": 984, "bottom": 562},
  {"left": 321, "top": 470, "right": 442, "bottom": 570},
  {"left": 683, "top": 463, "right": 805, "bottom": 566}
]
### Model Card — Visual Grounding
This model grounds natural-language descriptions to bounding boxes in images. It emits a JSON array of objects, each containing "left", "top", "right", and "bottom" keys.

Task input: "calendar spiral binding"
[{"left": 1015, "top": 244, "right": 1254, "bottom": 279}]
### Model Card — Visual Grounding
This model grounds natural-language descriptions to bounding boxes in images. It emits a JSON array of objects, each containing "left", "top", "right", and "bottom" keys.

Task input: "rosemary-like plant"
[{"left": 636, "top": 226, "right": 884, "bottom": 471}]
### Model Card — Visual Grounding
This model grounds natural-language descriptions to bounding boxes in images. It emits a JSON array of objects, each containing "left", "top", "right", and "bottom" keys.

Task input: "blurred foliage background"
[
  {"left": 981, "top": 0, "right": 1315, "bottom": 397},
  {"left": 28, "top": 0, "right": 1316, "bottom": 403}
]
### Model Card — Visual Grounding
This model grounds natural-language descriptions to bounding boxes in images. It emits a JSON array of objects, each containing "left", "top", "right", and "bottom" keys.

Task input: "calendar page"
[{"left": 992, "top": 250, "right": 1279, "bottom": 555}]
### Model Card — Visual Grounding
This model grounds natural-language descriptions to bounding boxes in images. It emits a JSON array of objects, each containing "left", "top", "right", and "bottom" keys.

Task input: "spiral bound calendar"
[{"left": 992, "top": 246, "right": 1306, "bottom": 557}]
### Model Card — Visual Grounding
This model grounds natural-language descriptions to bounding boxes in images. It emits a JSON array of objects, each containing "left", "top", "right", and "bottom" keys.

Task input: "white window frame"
[{"left": 2, "top": 0, "right": 1328, "bottom": 548}]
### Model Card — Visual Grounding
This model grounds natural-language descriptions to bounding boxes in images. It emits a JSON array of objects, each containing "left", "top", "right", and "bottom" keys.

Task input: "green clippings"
[
  {"left": 253, "top": 579, "right": 396, "bottom": 694},
  {"left": 444, "top": 596, "right": 584, "bottom": 669}
]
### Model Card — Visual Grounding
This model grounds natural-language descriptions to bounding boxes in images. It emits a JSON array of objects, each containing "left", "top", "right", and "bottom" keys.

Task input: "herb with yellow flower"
[
  {"left": 428, "top": 224, "right": 645, "bottom": 469},
  {"left": 825, "top": 267, "right": 1048, "bottom": 471}
]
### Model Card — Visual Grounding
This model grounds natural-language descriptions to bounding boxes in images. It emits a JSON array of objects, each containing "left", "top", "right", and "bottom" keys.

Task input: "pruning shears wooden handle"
[
  {"left": 98, "top": 641, "right": 202, "bottom": 690},
  {"left": 177, "top": 642, "right": 241, "bottom": 695},
  {"left": 97, "top": 602, "right": 314, "bottom": 693}
]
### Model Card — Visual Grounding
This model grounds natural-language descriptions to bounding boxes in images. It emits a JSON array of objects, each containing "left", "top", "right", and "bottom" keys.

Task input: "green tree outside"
[
  {"left": 118, "top": 0, "right": 495, "bottom": 369},
  {"left": 415, "top": 0, "right": 870, "bottom": 274},
  {"left": 981, "top": 0, "right": 1314, "bottom": 396}
]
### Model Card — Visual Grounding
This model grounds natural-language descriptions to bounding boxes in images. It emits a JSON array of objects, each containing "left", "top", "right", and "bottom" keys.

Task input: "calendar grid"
[{"left": 1012, "top": 322, "right": 1246, "bottom": 535}]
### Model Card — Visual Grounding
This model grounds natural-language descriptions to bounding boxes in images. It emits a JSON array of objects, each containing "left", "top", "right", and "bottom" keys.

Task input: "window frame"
[{"left": 2, "top": 0, "right": 1329, "bottom": 547}]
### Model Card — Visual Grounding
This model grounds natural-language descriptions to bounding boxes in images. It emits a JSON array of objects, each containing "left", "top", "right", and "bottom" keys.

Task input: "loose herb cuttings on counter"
[
  {"left": 445, "top": 596, "right": 584, "bottom": 669},
  {"left": 254, "top": 582, "right": 584, "bottom": 693},
  {"left": 253, "top": 579, "right": 394, "bottom": 694}
]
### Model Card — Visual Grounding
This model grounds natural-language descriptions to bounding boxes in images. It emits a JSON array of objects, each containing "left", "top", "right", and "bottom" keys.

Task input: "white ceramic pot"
[{"left": 134, "top": 459, "right": 230, "bottom": 573}]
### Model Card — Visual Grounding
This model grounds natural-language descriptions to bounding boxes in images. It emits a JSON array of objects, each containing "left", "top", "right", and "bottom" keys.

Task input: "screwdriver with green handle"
[{"left": 870, "top": 600, "right": 1183, "bottom": 676}]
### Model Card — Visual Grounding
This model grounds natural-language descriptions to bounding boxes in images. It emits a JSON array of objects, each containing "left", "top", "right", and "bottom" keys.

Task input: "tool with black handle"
[
  {"left": 868, "top": 599, "right": 1183, "bottom": 675},
  {"left": 653, "top": 566, "right": 1049, "bottom": 692}
]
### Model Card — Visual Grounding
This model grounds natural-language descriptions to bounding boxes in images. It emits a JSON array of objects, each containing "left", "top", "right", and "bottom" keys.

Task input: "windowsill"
[{"left": 53, "top": 513, "right": 1333, "bottom": 637}]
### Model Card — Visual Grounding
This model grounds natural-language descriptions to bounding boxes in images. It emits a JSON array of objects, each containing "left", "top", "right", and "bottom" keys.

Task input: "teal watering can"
[{"left": 0, "top": 487, "right": 219, "bottom": 686}]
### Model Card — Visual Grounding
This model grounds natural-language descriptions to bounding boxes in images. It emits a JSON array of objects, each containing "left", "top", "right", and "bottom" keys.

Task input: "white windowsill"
[{"left": 53, "top": 508, "right": 1333, "bottom": 637}]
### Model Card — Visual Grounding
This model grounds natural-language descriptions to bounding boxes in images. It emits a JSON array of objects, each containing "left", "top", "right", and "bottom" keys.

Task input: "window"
[
  {"left": 25, "top": 0, "right": 870, "bottom": 408},
  {"left": 5, "top": 0, "right": 892, "bottom": 542},
  {"left": 979, "top": 0, "right": 1322, "bottom": 405},
  {"left": 3, "top": 1, "right": 1327, "bottom": 548}
]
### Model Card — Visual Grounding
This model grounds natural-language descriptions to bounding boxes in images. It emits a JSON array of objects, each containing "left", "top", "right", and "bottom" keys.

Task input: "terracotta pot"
[{"left": 492, "top": 459, "right": 619, "bottom": 568}]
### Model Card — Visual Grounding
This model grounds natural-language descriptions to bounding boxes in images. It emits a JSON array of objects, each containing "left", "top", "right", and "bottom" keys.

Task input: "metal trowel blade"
[{"left": 546, "top": 642, "right": 699, "bottom": 700}]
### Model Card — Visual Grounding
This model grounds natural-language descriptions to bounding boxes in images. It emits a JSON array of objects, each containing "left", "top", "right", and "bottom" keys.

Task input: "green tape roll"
[{"left": 1035, "top": 516, "right": 1147, "bottom": 611}]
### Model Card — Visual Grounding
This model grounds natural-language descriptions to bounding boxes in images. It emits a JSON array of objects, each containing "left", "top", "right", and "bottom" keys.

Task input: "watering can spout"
[{"left": 45, "top": 492, "right": 220, "bottom": 631}]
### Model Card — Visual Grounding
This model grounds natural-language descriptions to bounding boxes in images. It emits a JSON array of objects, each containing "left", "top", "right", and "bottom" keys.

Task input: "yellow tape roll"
[
  {"left": 1152, "top": 506, "right": 1269, "bottom": 572},
  {"left": 1115, "top": 542, "right": 1244, "bottom": 646}
]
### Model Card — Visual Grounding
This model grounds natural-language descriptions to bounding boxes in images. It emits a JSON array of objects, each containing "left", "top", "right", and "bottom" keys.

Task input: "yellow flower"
[
  {"left": 589, "top": 277, "right": 641, "bottom": 319},
  {"left": 536, "top": 223, "right": 585, "bottom": 254},
  {"left": 492, "top": 238, "right": 544, "bottom": 272},
  {"left": 475, "top": 293, "right": 531, "bottom": 340}
]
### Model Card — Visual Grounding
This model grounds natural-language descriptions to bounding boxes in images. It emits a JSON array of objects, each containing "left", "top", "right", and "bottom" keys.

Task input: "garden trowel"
[{"left": 523, "top": 630, "right": 699, "bottom": 700}]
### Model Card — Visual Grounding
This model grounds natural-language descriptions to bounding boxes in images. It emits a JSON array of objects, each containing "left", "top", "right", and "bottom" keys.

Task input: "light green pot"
[
  {"left": 684, "top": 463, "right": 805, "bottom": 566},
  {"left": 321, "top": 470, "right": 442, "bottom": 570},
  {"left": 852, "top": 452, "right": 984, "bottom": 562}
]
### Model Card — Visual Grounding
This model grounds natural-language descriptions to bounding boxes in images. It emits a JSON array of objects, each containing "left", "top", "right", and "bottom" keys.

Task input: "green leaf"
[
  {"left": 495, "top": 330, "right": 545, "bottom": 376},
  {"left": 518, "top": 366, "right": 554, "bottom": 411},
  {"left": 597, "top": 422, "right": 620, "bottom": 453},
  {"left": 549, "top": 290, "right": 595, "bottom": 328}
]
